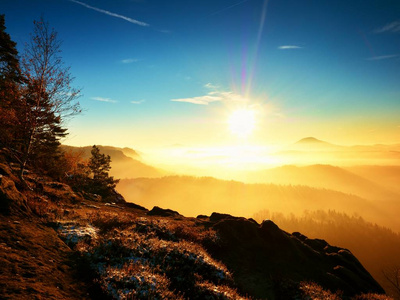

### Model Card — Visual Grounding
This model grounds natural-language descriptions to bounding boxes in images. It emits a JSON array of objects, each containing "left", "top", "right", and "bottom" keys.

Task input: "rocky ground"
[{"left": 0, "top": 159, "right": 392, "bottom": 299}]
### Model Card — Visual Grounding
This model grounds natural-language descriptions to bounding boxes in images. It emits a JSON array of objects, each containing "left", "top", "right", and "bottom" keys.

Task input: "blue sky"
[{"left": 1, "top": 0, "right": 400, "bottom": 149}]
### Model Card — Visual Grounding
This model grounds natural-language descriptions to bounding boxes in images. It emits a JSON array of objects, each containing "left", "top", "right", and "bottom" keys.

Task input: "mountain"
[
  {"left": 295, "top": 136, "right": 333, "bottom": 145},
  {"left": 240, "top": 164, "right": 399, "bottom": 201},
  {"left": 116, "top": 175, "right": 400, "bottom": 231},
  {"left": 120, "top": 147, "right": 141, "bottom": 159},
  {"left": 273, "top": 137, "right": 400, "bottom": 166},
  {"left": 61, "top": 145, "right": 164, "bottom": 179},
  {"left": 346, "top": 165, "right": 400, "bottom": 194},
  {"left": 0, "top": 157, "right": 386, "bottom": 299},
  {"left": 292, "top": 137, "right": 343, "bottom": 151}
]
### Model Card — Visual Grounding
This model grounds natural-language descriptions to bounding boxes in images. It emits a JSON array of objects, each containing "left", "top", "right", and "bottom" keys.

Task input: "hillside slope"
[
  {"left": 61, "top": 145, "right": 164, "bottom": 179},
  {"left": 0, "top": 158, "right": 388, "bottom": 299},
  {"left": 346, "top": 165, "right": 400, "bottom": 194},
  {"left": 242, "top": 164, "right": 399, "bottom": 201},
  {"left": 117, "top": 175, "right": 400, "bottom": 230}
]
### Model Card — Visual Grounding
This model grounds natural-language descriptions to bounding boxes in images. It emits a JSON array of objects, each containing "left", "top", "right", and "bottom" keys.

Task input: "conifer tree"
[
  {"left": 19, "top": 79, "right": 67, "bottom": 176},
  {"left": 0, "top": 14, "right": 24, "bottom": 153},
  {"left": 88, "top": 145, "right": 119, "bottom": 197}
]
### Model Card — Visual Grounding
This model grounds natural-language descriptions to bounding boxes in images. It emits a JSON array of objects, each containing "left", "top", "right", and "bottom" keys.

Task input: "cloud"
[
  {"left": 171, "top": 95, "right": 222, "bottom": 105},
  {"left": 367, "top": 54, "right": 399, "bottom": 61},
  {"left": 374, "top": 21, "right": 400, "bottom": 34},
  {"left": 204, "top": 82, "right": 218, "bottom": 89},
  {"left": 121, "top": 58, "right": 139, "bottom": 64},
  {"left": 91, "top": 97, "right": 117, "bottom": 103},
  {"left": 218, "top": 92, "right": 248, "bottom": 102},
  {"left": 278, "top": 45, "right": 302, "bottom": 50},
  {"left": 69, "top": 0, "right": 149, "bottom": 27},
  {"left": 131, "top": 100, "right": 145, "bottom": 104},
  {"left": 171, "top": 84, "right": 248, "bottom": 105}
]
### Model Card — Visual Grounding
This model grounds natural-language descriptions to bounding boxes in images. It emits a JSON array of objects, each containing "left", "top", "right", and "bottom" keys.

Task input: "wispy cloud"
[
  {"left": 171, "top": 83, "right": 248, "bottom": 105},
  {"left": 131, "top": 100, "right": 145, "bottom": 104},
  {"left": 278, "top": 45, "right": 302, "bottom": 50},
  {"left": 91, "top": 97, "right": 117, "bottom": 103},
  {"left": 204, "top": 82, "right": 218, "bottom": 89},
  {"left": 69, "top": 0, "right": 149, "bottom": 27},
  {"left": 172, "top": 95, "right": 222, "bottom": 105},
  {"left": 367, "top": 54, "right": 399, "bottom": 61},
  {"left": 121, "top": 58, "right": 139, "bottom": 64},
  {"left": 374, "top": 21, "right": 400, "bottom": 34}
]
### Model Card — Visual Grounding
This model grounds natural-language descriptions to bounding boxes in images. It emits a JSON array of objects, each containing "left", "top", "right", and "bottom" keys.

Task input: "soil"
[{"left": 0, "top": 214, "right": 90, "bottom": 300}]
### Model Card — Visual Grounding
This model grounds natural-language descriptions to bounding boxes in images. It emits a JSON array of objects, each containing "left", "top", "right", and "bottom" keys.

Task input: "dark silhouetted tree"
[
  {"left": 19, "top": 79, "right": 68, "bottom": 177},
  {"left": 88, "top": 145, "right": 119, "bottom": 198},
  {"left": 0, "top": 14, "right": 22, "bottom": 83},
  {"left": 0, "top": 14, "right": 24, "bottom": 154}
]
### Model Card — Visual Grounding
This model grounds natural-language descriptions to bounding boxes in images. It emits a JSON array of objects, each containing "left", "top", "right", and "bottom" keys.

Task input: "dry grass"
[
  {"left": 1, "top": 167, "right": 392, "bottom": 300},
  {"left": 299, "top": 282, "right": 393, "bottom": 300},
  {"left": 56, "top": 207, "right": 245, "bottom": 299}
]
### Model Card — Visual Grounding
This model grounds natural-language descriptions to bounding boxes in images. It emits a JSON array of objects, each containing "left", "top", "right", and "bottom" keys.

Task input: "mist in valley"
[{"left": 64, "top": 138, "right": 400, "bottom": 297}]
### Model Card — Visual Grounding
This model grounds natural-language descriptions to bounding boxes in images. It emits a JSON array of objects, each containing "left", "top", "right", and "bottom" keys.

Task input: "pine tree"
[
  {"left": 19, "top": 79, "right": 67, "bottom": 177},
  {"left": 88, "top": 145, "right": 119, "bottom": 198},
  {"left": 0, "top": 15, "right": 22, "bottom": 85},
  {"left": 0, "top": 14, "right": 24, "bottom": 153}
]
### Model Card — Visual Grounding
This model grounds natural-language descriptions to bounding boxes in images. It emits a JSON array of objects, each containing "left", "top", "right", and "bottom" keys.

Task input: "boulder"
[
  {"left": 124, "top": 202, "right": 148, "bottom": 211},
  {"left": 42, "top": 181, "right": 82, "bottom": 203},
  {"left": 0, "top": 167, "right": 29, "bottom": 215},
  {"left": 147, "top": 206, "right": 181, "bottom": 217},
  {"left": 206, "top": 214, "right": 384, "bottom": 299}
]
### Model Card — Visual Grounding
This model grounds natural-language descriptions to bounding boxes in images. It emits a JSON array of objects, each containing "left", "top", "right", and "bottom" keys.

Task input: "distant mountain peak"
[{"left": 296, "top": 137, "right": 327, "bottom": 144}]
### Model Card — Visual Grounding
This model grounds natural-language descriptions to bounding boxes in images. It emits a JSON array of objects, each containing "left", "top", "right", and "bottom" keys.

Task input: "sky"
[{"left": 1, "top": 0, "right": 400, "bottom": 154}]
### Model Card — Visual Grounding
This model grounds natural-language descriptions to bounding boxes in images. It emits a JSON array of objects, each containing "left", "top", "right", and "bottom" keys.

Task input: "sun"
[{"left": 228, "top": 109, "right": 256, "bottom": 138}]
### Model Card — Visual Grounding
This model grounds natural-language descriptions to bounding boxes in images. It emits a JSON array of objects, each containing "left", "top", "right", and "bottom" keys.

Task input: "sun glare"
[{"left": 228, "top": 109, "right": 256, "bottom": 138}]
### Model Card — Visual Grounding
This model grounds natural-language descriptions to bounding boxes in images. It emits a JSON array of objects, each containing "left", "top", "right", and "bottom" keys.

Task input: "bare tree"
[{"left": 18, "top": 16, "right": 81, "bottom": 178}]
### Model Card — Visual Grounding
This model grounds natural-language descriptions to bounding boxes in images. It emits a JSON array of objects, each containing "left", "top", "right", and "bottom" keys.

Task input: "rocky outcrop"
[
  {"left": 205, "top": 213, "right": 384, "bottom": 299},
  {"left": 124, "top": 202, "right": 148, "bottom": 211},
  {"left": 0, "top": 163, "right": 29, "bottom": 215},
  {"left": 0, "top": 153, "right": 387, "bottom": 299},
  {"left": 147, "top": 206, "right": 182, "bottom": 217}
]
